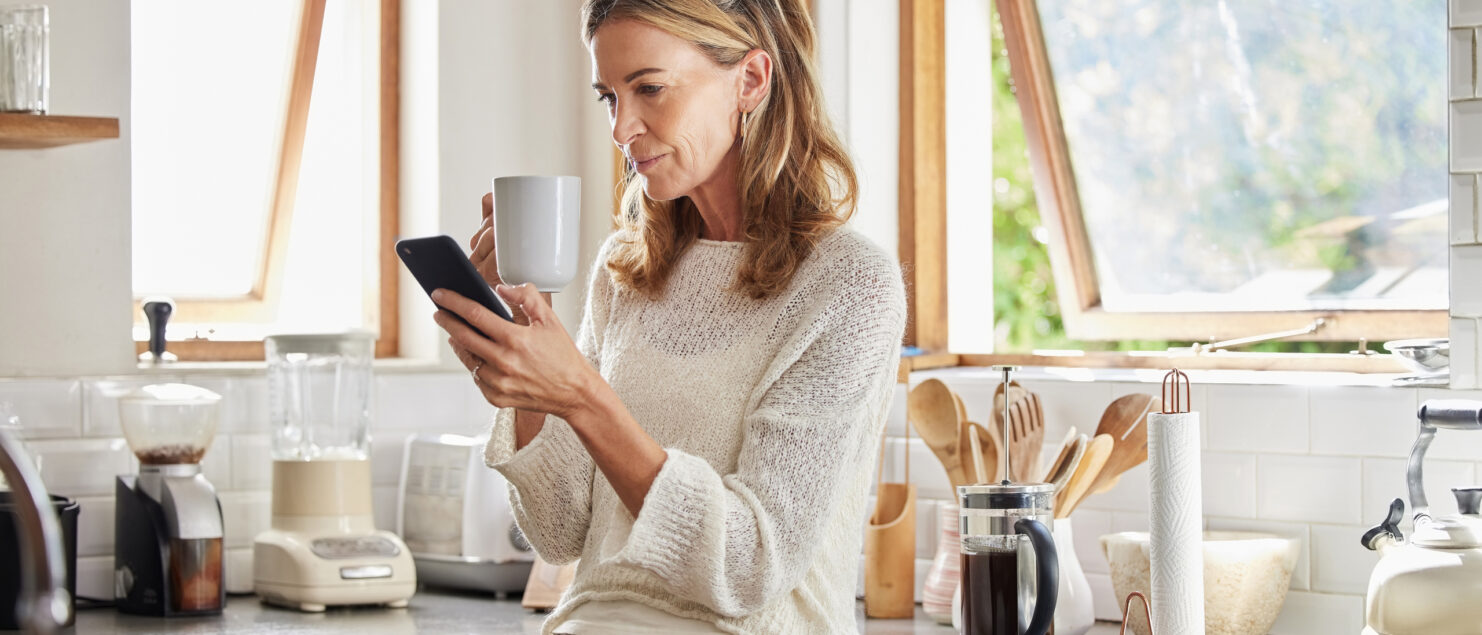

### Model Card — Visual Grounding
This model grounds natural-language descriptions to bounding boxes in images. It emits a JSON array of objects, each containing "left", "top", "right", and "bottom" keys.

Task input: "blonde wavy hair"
[{"left": 582, "top": 0, "right": 858, "bottom": 300}]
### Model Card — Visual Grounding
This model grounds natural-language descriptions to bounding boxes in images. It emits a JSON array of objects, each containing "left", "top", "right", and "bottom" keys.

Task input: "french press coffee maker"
[{"left": 958, "top": 366, "right": 1058, "bottom": 635}]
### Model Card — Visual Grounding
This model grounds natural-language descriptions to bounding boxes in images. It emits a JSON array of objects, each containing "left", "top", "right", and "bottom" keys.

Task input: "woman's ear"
[{"left": 737, "top": 49, "right": 772, "bottom": 112}]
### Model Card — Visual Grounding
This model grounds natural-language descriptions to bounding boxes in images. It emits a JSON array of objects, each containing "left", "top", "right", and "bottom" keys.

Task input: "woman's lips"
[{"left": 633, "top": 154, "right": 666, "bottom": 173}]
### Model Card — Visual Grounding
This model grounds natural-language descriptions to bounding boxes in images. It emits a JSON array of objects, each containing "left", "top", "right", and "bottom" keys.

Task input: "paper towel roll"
[{"left": 1147, "top": 411, "right": 1204, "bottom": 634}]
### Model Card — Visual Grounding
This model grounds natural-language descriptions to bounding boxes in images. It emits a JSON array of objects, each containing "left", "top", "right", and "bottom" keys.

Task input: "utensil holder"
[
  {"left": 864, "top": 426, "right": 916, "bottom": 618},
  {"left": 1053, "top": 517, "right": 1095, "bottom": 635},
  {"left": 921, "top": 503, "right": 959, "bottom": 624}
]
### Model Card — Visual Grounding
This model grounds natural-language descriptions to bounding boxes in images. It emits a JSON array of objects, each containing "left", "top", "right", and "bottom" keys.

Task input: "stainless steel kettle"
[{"left": 1362, "top": 400, "right": 1482, "bottom": 635}]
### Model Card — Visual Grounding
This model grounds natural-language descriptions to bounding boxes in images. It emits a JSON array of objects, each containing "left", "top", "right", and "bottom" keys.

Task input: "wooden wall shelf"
[{"left": 0, "top": 113, "right": 120, "bottom": 149}]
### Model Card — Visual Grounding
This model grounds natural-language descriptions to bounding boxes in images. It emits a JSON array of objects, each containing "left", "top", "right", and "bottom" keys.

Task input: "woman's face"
[{"left": 590, "top": 20, "right": 743, "bottom": 202}]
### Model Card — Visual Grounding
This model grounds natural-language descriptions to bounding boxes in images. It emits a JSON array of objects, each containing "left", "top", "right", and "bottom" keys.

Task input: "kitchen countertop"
[{"left": 69, "top": 590, "right": 1126, "bottom": 634}]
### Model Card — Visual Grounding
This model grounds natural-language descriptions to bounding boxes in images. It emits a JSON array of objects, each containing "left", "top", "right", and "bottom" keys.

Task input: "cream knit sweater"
[{"left": 485, "top": 225, "right": 906, "bottom": 634}]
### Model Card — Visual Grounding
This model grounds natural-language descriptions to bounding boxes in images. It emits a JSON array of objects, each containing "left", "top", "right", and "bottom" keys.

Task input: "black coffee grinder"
[{"left": 113, "top": 383, "right": 225, "bottom": 616}]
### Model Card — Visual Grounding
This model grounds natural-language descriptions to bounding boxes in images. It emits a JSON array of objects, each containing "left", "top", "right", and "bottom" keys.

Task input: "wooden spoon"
[
  {"left": 1056, "top": 434, "right": 1114, "bottom": 518},
  {"left": 969, "top": 426, "right": 988, "bottom": 487},
  {"left": 908, "top": 379, "right": 968, "bottom": 490},
  {"left": 1085, "top": 394, "right": 1160, "bottom": 495}
]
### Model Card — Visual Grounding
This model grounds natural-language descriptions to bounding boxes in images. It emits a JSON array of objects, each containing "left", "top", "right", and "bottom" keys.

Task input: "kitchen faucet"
[{"left": 0, "top": 429, "right": 70, "bottom": 633}]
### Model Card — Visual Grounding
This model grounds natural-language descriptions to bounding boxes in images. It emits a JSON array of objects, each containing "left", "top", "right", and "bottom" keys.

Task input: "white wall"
[
  {"left": 1449, "top": 1, "right": 1482, "bottom": 388},
  {"left": 0, "top": 0, "right": 134, "bottom": 376}
]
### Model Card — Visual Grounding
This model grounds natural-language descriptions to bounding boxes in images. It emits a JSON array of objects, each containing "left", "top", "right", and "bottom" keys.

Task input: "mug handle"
[{"left": 1015, "top": 517, "right": 1059, "bottom": 635}]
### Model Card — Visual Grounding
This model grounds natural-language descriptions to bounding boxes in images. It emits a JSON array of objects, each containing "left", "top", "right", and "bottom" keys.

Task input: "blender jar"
[
  {"left": 265, "top": 333, "right": 373, "bottom": 460},
  {"left": 959, "top": 483, "right": 1059, "bottom": 635},
  {"left": 118, "top": 384, "right": 222, "bottom": 465}
]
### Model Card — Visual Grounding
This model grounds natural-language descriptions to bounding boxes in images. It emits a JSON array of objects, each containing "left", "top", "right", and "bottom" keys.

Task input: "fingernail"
[{"left": 431, "top": 289, "right": 445, "bottom": 301}]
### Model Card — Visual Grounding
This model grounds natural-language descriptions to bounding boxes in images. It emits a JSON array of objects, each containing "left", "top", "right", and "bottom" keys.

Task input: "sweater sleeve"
[
  {"left": 483, "top": 233, "right": 618, "bottom": 564},
  {"left": 611, "top": 250, "right": 907, "bottom": 617}
]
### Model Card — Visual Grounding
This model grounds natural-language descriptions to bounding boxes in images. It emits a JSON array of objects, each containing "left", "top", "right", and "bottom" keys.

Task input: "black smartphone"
[{"left": 396, "top": 235, "right": 516, "bottom": 325}]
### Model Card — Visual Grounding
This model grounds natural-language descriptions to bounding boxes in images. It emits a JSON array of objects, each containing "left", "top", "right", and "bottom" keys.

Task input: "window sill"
[
  {"left": 900, "top": 351, "right": 1428, "bottom": 388},
  {"left": 134, "top": 356, "right": 459, "bottom": 376}
]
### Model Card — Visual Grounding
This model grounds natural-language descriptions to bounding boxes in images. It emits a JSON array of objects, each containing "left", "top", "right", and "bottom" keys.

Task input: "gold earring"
[{"left": 740, "top": 109, "right": 749, "bottom": 140}]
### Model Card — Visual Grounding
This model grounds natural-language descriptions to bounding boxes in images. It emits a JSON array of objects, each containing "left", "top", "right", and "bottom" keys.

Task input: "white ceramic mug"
[{"left": 491, "top": 175, "right": 581, "bottom": 292}]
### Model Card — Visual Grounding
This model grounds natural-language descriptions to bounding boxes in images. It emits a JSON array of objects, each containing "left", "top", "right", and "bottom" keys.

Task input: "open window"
[
  {"left": 994, "top": 0, "right": 1448, "bottom": 345},
  {"left": 129, "top": 0, "right": 400, "bottom": 360}
]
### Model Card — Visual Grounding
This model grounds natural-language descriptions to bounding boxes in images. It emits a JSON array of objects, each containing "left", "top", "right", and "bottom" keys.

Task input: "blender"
[
  {"left": 113, "top": 383, "right": 225, "bottom": 616},
  {"left": 252, "top": 333, "right": 414, "bottom": 612},
  {"left": 957, "top": 366, "right": 1058, "bottom": 635}
]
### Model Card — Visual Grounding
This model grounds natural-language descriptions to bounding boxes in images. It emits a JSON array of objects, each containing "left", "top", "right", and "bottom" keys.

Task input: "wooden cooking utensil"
[
  {"left": 1040, "top": 426, "right": 1078, "bottom": 482},
  {"left": 990, "top": 381, "right": 1027, "bottom": 450},
  {"left": 1008, "top": 393, "right": 1046, "bottom": 482},
  {"left": 968, "top": 421, "right": 1000, "bottom": 484},
  {"left": 968, "top": 425, "right": 988, "bottom": 486},
  {"left": 1056, "top": 434, "right": 1113, "bottom": 518},
  {"left": 1046, "top": 433, "right": 1087, "bottom": 493},
  {"left": 1085, "top": 394, "right": 1160, "bottom": 495},
  {"left": 908, "top": 379, "right": 968, "bottom": 490}
]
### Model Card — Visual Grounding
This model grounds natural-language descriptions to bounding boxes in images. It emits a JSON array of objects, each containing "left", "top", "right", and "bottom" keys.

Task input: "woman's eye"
[
  {"left": 638, "top": 84, "right": 663, "bottom": 96},
  {"left": 596, "top": 93, "right": 615, "bottom": 106}
]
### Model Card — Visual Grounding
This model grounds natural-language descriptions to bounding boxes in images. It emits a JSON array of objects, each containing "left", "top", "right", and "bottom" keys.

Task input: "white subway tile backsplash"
[
  {"left": 1077, "top": 462, "right": 1149, "bottom": 514},
  {"left": 74, "top": 496, "right": 114, "bottom": 558},
  {"left": 1452, "top": 245, "right": 1482, "bottom": 317},
  {"left": 1202, "top": 452, "right": 1258, "bottom": 518},
  {"left": 1451, "top": 318, "right": 1480, "bottom": 389},
  {"left": 1069, "top": 509, "right": 1113, "bottom": 575},
  {"left": 1457, "top": 0, "right": 1482, "bottom": 27},
  {"left": 1206, "top": 517, "right": 1311, "bottom": 592},
  {"left": 1453, "top": 101, "right": 1482, "bottom": 172},
  {"left": 1207, "top": 384, "right": 1309, "bottom": 453},
  {"left": 1309, "top": 386, "right": 1418, "bottom": 457},
  {"left": 28, "top": 437, "right": 135, "bottom": 498},
  {"left": 231, "top": 434, "right": 272, "bottom": 490},
  {"left": 226, "top": 547, "right": 255, "bottom": 595},
  {"left": 372, "top": 431, "right": 414, "bottom": 487},
  {"left": 1257, "top": 455, "right": 1361, "bottom": 524},
  {"left": 915, "top": 499, "right": 941, "bottom": 561},
  {"left": 221, "top": 491, "right": 271, "bottom": 549},
  {"left": 1453, "top": 29, "right": 1476, "bottom": 101},
  {"left": 201, "top": 435, "right": 231, "bottom": 490},
  {"left": 376, "top": 373, "right": 480, "bottom": 433},
  {"left": 1309, "top": 524, "right": 1379, "bottom": 595},
  {"left": 1269, "top": 590, "right": 1364, "bottom": 635},
  {"left": 1362, "top": 457, "right": 1474, "bottom": 523},
  {"left": 1453, "top": 174, "right": 1479, "bottom": 246},
  {"left": 0, "top": 379, "right": 82, "bottom": 439},
  {"left": 76, "top": 555, "right": 115, "bottom": 600},
  {"left": 1110, "top": 511, "right": 1149, "bottom": 534},
  {"left": 1087, "top": 572, "right": 1121, "bottom": 621}
]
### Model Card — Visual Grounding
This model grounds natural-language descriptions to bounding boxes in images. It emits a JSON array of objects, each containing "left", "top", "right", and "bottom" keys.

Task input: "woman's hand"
[{"left": 434, "top": 283, "right": 596, "bottom": 422}]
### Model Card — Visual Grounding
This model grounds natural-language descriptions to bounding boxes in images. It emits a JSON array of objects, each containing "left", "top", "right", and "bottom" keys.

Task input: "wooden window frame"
[
  {"left": 892, "top": 0, "right": 1427, "bottom": 373},
  {"left": 132, "top": 0, "right": 400, "bottom": 361}
]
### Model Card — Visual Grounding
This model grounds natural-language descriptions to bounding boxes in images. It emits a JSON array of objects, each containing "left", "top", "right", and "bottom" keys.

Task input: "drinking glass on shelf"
[{"left": 0, "top": 5, "right": 48, "bottom": 113}]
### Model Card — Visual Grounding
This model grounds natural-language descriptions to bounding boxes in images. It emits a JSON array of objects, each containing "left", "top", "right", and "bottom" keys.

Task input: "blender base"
[{"left": 252, "top": 459, "right": 416, "bottom": 611}]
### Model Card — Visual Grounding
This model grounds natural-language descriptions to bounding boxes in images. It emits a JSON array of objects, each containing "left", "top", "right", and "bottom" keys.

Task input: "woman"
[{"left": 432, "top": 1, "right": 906, "bottom": 632}]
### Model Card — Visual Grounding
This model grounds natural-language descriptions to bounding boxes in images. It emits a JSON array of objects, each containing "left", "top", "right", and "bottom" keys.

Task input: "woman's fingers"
[
  {"left": 433, "top": 288, "right": 519, "bottom": 343},
  {"left": 472, "top": 224, "right": 495, "bottom": 263},
  {"left": 495, "top": 283, "right": 556, "bottom": 327},
  {"left": 481, "top": 192, "right": 494, "bottom": 221}
]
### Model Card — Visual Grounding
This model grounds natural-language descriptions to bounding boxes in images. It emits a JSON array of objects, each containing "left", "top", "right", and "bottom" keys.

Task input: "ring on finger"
[{"left": 471, "top": 359, "right": 484, "bottom": 382}]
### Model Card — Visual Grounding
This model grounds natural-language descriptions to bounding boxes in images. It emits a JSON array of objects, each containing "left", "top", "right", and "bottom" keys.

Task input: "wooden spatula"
[
  {"left": 967, "top": 421, "right": 1000, "bottom": 484},
  {"left": 907, "top": 379, "right": 968, "bottom": 490},
  {"left": 1056, "top": 433, "right": 1114, "bottom": 518},
  {"left": 1085, "top": 393, "right": 1160, "bottom": 495}
]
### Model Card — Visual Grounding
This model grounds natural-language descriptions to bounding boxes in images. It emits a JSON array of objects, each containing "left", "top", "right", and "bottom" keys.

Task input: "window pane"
[
  {"left": 131, "top": 0, "right": 300, "bottom": 297},
  {"left": 1037, "top": 0, "right": 1447, "bottom": 313}
]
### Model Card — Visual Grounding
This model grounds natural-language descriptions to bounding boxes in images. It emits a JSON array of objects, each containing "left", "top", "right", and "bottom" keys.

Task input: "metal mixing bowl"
[{"left": 1384, "top": 338, "right": 1450, "bottom": 375}]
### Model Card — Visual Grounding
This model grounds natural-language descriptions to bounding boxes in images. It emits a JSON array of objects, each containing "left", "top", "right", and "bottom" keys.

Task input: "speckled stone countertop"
[{"left": 68, "top": 590, "right": 1125, "bottom": 633}]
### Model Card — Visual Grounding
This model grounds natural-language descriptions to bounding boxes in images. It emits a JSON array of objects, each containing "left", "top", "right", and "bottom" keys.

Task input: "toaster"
[{"left": 396, "top": 433, "right": 534, "bottom": 593}]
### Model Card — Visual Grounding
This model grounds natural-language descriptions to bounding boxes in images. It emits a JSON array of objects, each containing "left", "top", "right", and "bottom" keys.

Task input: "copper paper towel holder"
[{"left": 1160, "top": 369, "right": 1190, "bottom": 415}]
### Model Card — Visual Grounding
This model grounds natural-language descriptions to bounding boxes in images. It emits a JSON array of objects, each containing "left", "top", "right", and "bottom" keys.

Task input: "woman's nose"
[{"left": 610, "top": 102, "right": 643, "bottom": 146}]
